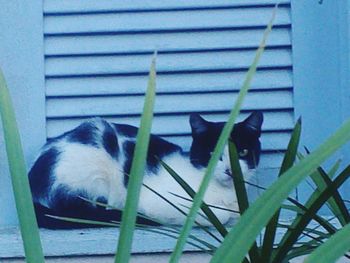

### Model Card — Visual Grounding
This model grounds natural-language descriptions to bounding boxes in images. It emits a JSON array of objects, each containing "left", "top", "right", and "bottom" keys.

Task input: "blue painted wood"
[
  {"left": 0, "top": 226, "right": 217, "bottom": 257},
  {"left": 43, "top": 7, "right": 291, "bottom": 35},
  {"left": 45, "top": 28, "right": 291, "bottom": 56},
  {"left": 43, "top": 0, "right": 290, "bottom": 14},
  {"left": 43, "top": 3, "right": 293, "bottom": 171},
  {"left": 45, "top": 49, "right": 292, "bottom": 77},
  {"left": 46, "top": 90, "right": 293, "bottom": 118},
  {"left": 291, "top": 1, "right": 350, "bottom": 202},
  {"left": 46, "top": 69, "right": 293, "bottom": 96},
  {"left": 46, "top": 111, "right": 294, "bottom": 137},
  {"left": 0, "top": 0, "right": 294, "bottom": 230},
  {"left": 0, "top": 1, "right": 46, "bottom": 226}
]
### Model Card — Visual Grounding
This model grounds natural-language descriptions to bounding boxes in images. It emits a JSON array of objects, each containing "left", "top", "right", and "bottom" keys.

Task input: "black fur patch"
[
  {"left": 67, "top": 122, "right": 99, "bottom": 147},
  {"left": 102, "top": 123, "right": 119, "bottom": 158},
  {"left": 146, "top": 135, "right": 182, "bottom": 171},
  {"left": 29, "top": 147, "right": 60, "bottom": 200},
  {"left": 122, "top": 140, "right": 135, "bottom": 186},
  {"left": 113, "top": 123, "right": 138, "bottom": 138},
  {"left": 230, "top": 122, "right": 261, "bottom": 169},
  {"left": 189, "top": 112, "right": 262, "bottom": 169},
  {"left": 36, "top": 187, "right": 160, "bottom": 229},
  {"left": 122, "top": 135, "right": 182, "bottom": 186}
]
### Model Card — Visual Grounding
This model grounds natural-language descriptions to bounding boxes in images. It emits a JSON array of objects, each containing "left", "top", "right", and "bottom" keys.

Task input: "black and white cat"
[{"left": 29, "top": 112, "right": 263, "bottom": 229}]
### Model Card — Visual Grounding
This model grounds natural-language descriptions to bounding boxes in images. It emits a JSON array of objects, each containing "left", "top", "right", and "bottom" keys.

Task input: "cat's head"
[{"left": 189, "top": 112, "right": 263, "bottom": 186}]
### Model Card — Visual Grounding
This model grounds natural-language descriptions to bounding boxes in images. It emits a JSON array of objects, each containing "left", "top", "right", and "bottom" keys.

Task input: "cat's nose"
[{"left": 224, "top": 168, "right": 232, "bottom": 177}]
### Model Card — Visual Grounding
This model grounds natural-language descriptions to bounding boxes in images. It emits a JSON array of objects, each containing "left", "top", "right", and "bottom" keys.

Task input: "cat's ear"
[
  {"left": 243, "top": 111, "right": 263, "bottom": 136},
  {"left": 190, "top": 113, "right": 209, "bottom": 135}
]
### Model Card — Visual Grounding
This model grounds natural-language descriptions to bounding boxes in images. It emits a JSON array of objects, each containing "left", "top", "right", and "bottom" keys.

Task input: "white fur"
[
  {"left": 47, "top": 142, "right": 254, "bottom": 226},
  {"left": 39, "top": 118, "right": 255, "bottom": 226},
  {"left": 51, "top": 143, "right": 127, "bottom": 209},
  {"left": 138, "top": 147, "right": 252, "bottom": 226}
]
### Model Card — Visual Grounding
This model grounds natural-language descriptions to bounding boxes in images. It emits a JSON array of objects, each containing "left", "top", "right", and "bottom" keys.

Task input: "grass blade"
[
  {"left": 282, "top": 200, "right": 337, "bottom": 234},
  {"left": 301, "top": 149, "right": 349, "bottom": 226},
  {"left": 143, "top": 181, "right": 224, "bottom": 244},
  {"left": 114, "top": 54, "right": 157, "bottom": 263},
  {"left": 261, "top": 118, "right": 301, "bottom": 262},
  {"left": 142, "top": 182, "right": 223, "bottom": 244},
  {"left": 143, "top": 228, "right": 215, "bottom": 252},
  {"left": 228, "top": 141, "right": 260, "bottom": 262},
  {"left": 327, "top": 159, "right": 342, "bottom": 179},
  {"left": 210, "top": 119, "right": 350, "bottom": 263},
  {"left": 47, "top": 215, "right": 120, "bottom": 227},
  {"left": 271, "top": 165, "right": 350, "bottom": 263},
  {"left": 169, "top": 7, "right": 276, "bottom": 263},
  {"left": 304, "top": 223, "right": 350, "bottom": 263},
  {"left": 0, "top": 70, "right": 45, "bottom": 262},
  {"left": 159, "top": 160, "right": 228, "bottom": 238},
  {"left": 243, "top": 182, "right": 338, "bottom": 234},
  {"left": 313, "top": 167, "right": 350, "bottom": 226}
]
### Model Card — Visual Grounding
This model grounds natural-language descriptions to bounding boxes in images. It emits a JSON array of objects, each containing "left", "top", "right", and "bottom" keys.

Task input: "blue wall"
[{"left": 292, "top": 0, "right": 350, "bottom": 199}]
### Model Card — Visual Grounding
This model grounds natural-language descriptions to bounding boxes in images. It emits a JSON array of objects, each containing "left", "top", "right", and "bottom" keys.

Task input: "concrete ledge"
[
  {"left": 3, "top": 252, "right": 213, "bottom": 263},
  {"left": 0, "top": 227, "right": 218, "bottom": 259}
]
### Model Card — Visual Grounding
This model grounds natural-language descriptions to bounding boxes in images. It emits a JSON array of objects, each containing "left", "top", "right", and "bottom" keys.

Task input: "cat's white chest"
[{"left": 138, "top": 153, "right": 239, "bottom": 226}]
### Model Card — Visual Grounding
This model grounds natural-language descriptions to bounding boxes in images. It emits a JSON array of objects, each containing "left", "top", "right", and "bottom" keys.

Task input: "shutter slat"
[
  {"left": 165, "top": 132, "right": 290, "bottom": 152},
  {"left": 45, "top": 28, "right": 290, "bottom": 56},
  {"left": 46, "top": 69, "right": 292, "bottom": 97},
  {"left": 44, "top": 0, "right": 290, "bottom": 14},
  {"left": 44, "top": 7, "right": 290, "bottom": 35},
  {"left": 45, "top": 49, "right": 291, "bottom": 77},
  {"left": 43, "top": 2, "right": 293, "bottom": 169},
  {"left": 46, "top": 90, "right": 293, "bottom": 118},
  {"left": 47, "top": 111, "right": 294, "bottom": 138}
]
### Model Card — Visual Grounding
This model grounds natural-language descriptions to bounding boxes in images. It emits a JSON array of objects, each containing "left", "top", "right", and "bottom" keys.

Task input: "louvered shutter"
[{"left": 44, "top": 0, "right": 293, "bottom": 169}]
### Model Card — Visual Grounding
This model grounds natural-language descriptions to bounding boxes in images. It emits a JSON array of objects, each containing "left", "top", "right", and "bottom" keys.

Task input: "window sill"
[
  {"left": 0, "top": 168, "right": 280, "bottom": 259},
  {"left": 0, "top": 226, "right": 217, "bottom": 259}
]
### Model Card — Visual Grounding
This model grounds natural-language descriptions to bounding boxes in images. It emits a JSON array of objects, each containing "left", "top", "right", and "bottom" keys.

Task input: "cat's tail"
[{"left": 33, "top": 202, "right": 161, "bottom": 229}]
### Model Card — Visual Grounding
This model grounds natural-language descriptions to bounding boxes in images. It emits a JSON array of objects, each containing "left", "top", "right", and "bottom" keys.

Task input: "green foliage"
[
  {"left": 261, "top": 118, "right": 301, "bottom": 262},
  {"left": 114, "top": 53, "right": 157, "bottom": 263},
  {"left": 0, "top": 69, "right": 45, "bottom": 262},
  {"left": 228, "top": 141, "right": 260, "bottom": 262},
  {"left": 210, "top": 119, "right": 350, "bottom": 263},
  {"left": 168, "top": 6, "right": 277, "bottom": 263},
  {"left": 304, "top": 223, "right": 350, "bottom": 263}
]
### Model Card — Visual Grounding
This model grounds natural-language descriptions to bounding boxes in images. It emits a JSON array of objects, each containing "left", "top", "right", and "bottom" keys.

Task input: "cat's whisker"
[{"left": 169, "top": 192, "right": 240, "bottom": 214}]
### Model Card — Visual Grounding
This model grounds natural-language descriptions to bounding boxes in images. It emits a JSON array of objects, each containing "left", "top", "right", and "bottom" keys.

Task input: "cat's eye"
[{"left": 239, "top": 149, "right": 249, "bottom": 157}]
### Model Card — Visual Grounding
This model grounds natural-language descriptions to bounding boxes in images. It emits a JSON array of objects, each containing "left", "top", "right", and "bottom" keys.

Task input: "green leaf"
[
  {"left": 327, "top": 159, "right": 342, "bottom": 179},
  {"left": 283, "top": 246, "right": 317, "bottom": 262},
  {"left": 210, "top": 119, "right": 350, "bottom": 263},
  {"left": 142, "top": 182, "right": 223, "bottom": 244},
  {"left": 0, "top": 69, "right": 45, "bottom": 262},
  {"left": 282, "top": 200, "right": 337, "bottom": 234},
  {"left": 47, "top": 215, "right": 120, "bottom": 227},
  {"left": 304, "top": 223, "right": 350, "bottom": 263},
  {"left": 261, "top": 118, "right": 301, "bottom": 263},
  {"left": 169, "top": 6, "right": 276, "bottom": 263},
  {"left": 271, "top": 165, "right": 350, "bottom": 263},
  {"left": 159, "top": 159, "right": 228, "bottom": 238},
  {"left": 114, "top": 53, "right": 157, "bottom": 263},
  {"left": 228, "top": 141, "right": 260, "bottom": 262},
  {"left": 278, "top": 223, "right": 331, "bottom": 242},
  {"left": 302, "top": 149, "right": 349, "bottom": 226},
  {"left": 143, "top": 228, "right": 215, "bottom": 252},
  {"left": 312, "top": 167, "right": 350, "bottom": 226}
]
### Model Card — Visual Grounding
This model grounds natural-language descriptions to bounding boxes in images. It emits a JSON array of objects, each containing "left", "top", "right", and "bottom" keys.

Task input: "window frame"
[
  {"left": 1, "top": 0, "right": 350, "bottom": 258},
  {"left": 0, "top": 0, "right": 46, "bottom": 226},
  {"left": 291, "top": 0, "right": 350, "bottom": 200}
]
